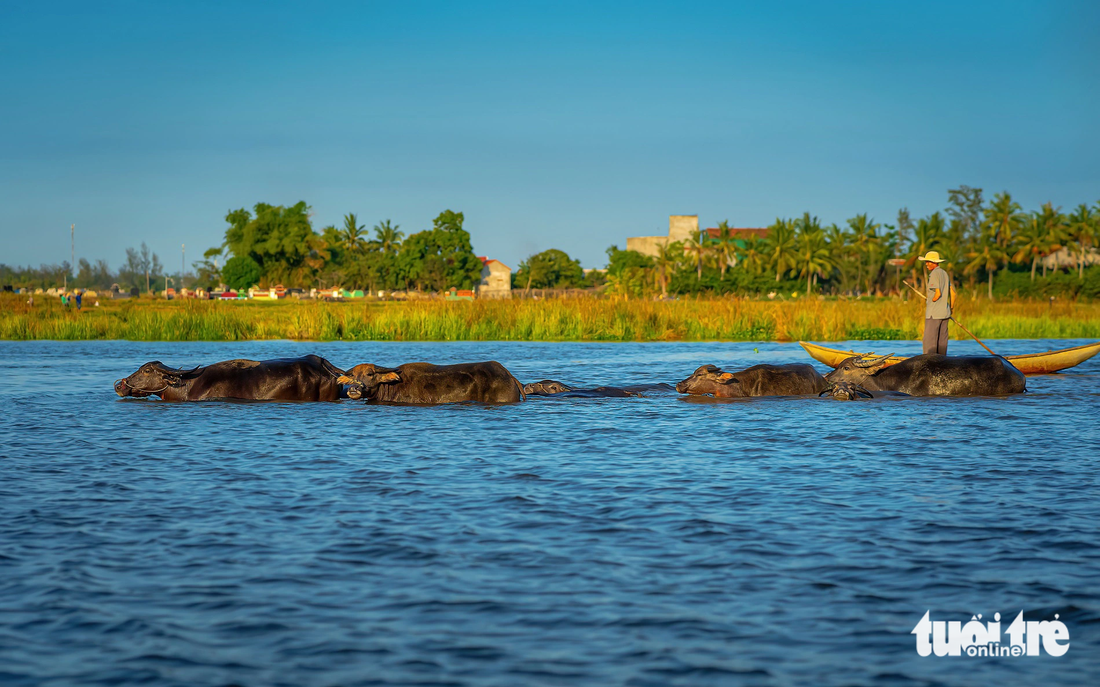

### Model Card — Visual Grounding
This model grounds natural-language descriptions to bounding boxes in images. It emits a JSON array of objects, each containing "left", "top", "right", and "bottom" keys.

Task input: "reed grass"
[{"left": 2, "top": 294, "right": 1099, "bottom": 342}]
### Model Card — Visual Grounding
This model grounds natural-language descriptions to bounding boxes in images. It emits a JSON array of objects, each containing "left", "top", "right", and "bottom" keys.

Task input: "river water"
[{"left": 1, "top": 339, "right": 1097, "bottom": 686}]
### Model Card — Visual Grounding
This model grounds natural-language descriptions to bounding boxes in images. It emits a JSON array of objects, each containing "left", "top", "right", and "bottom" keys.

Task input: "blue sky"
[{"left": 2, "top": 0, "right": 1098, "bottom": 271}]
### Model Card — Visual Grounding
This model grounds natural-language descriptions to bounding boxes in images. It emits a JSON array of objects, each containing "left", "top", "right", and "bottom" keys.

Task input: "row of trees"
[
  {"left": 1, "top": 243, "right": 169, "bottom": 293},
  {"left": 603, "top": 188, "right": 1100, "bottom": 299},
  {"left": 195, "top": 203, "right": 484, "bottom": 293}
]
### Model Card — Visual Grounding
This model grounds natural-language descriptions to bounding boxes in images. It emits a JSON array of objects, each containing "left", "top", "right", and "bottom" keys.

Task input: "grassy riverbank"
[{"left": 2, "top": 295, "right": 1099, "bottom": 342}]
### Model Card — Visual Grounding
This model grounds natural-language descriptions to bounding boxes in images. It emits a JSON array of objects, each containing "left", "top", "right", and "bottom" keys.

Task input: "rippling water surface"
[{"left": 1, "top": 339, "right": 1098, "bottom": 686}]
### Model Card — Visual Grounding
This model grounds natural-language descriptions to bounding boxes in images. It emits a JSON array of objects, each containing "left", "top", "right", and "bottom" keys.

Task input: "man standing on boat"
[{"left": 919, "top": 251, "right": 955, "bottom": 355}]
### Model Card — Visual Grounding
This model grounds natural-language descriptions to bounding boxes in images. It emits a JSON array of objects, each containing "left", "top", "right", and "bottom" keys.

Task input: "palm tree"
[
  {"left": 1068, "top": 203, "right": 1098, "bottom": 280},
  {"left": 740, "top": 235, "right": 765, "bottom": 276},
  {"left": 965, "top": 228, "right": 1008, "bottom": 299},
  {"left": 764, "top": 218, "right": 797, "bottom": 282},
  {"left": 847, "top": 213, "right": 881, "bottom": 294},
  {"left": 824, "top": 223, "right": 850, "bottom": 291},
  {"left": 682, "top": 230, "right": 710, "bottom": 281},
  {"left": 652, "top": 240, "right": 680, "bottom": 297},
  {"left": 1035, "top": 202, "right": 1066, "bottom": 277},
  {"left": 984, "top": 192, "right": 1024, "bottom": 250},
  {"left": 340, "top": 213, "right": 368, "bottom": 255},
  {"left": 712, "top": 221, "right": 737, "bottom": 280},
  {"left": 372, "top": 220, "right": 404, "bottom": 254},
  {"left": 1012, "top": 214, "right": 1048, "bottom": 281},
  {"left": 794, "top": 214, "right": 832, "bottom": 295},
  {"left": 903, "top": 212, "right": 945, "bottom": 289}
]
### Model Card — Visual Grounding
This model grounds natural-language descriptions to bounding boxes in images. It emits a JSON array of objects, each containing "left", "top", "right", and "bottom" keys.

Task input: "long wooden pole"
[{"left": 902, "top": 280, "right": 1000, "bottom": 357}]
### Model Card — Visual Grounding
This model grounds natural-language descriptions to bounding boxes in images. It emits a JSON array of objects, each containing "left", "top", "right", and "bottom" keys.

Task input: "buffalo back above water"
[
  {"left": 114, "top": 355, "right": 346, "bottom": 402},
  {"left": 338, "top": 361, "right": 525, "bottom": 404},
  {"left": 676, "top": 363, "right": 827, "bottom": 398},
  {"left": 824, "top": 353, "right": 1026, "bottom": 396}
]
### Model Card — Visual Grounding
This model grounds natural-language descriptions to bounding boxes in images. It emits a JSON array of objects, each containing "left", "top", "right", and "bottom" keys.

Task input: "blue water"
[{"left": 1, "top": 339, "right": 1098, "bottom": 686}]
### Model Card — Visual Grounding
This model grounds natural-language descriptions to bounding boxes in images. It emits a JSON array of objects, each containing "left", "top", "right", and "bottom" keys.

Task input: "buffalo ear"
[
  {"left": 717, "top": 372, "right": 737, "bottom": 384},
  {"left": 378, "top": 371, "right": 401, "bottom": 384}
]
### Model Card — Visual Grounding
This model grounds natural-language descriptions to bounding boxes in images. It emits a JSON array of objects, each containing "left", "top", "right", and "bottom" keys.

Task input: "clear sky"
[{"left": 2, "top": 0, "right": 1098, "bottom": 272}]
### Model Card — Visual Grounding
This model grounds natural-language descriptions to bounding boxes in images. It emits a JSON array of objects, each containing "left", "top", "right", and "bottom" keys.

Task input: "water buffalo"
[
  {"left": 819, "top": 381, "right": 911, "bottom": 400},
  {"left": 114, "top": 355, "right": 346, "bottom": 402},
  {"left": 824, "top": 353, "right": 1026, "bottom": 396},
  {"left": 523, "top": 380, "right": 675, "bottom": 398},
  {"left": 676, "top": 363, "right": 827, "bottom": 398},
  {"left": 338, "top": 361, "right": 525, "bottom": 404}
]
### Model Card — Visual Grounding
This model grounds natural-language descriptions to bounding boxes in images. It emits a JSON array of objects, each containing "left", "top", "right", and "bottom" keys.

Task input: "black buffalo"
[
  {"left": 114, "top": 355, "right": 346, "bottom": 401},
  {"left": 819, "top": 381, "right": 910, "bottom": 400},
  {"left": 824, "top": 353, "right": 1026, "bottom": 396},
  {"left": 523, "top": 380, "right": 673, "bottom": 398},
  {"left": 676, "top": 363, "right": 827, "bottom": 398},
  {"left": 338, "top": 361, "right": 525, "bottom": 404}
]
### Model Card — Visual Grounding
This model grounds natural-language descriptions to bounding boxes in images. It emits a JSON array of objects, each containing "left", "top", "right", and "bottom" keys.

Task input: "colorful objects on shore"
[{"left": 799, "top": 341, "right": 1100, "bottom": 375}]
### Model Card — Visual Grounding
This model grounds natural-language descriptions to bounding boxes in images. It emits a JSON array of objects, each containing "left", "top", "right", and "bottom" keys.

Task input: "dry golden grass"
[{"left": 2, "top": 294, "right": 1098, "bottom": 341}]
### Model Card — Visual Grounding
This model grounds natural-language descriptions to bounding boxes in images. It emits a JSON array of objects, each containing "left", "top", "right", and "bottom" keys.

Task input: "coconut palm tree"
[
  {"left": 740, "top": 235, "right": 765, "bottom": 276},
  {"left": 984, "top": 192, "right": 1025, "bottom": 250},
  {"left": 1013, "top": 214, "right": 1049, "bottom": 281},
  {"left": 1035, "top": 202, "right": 1066, "bottom": 277},
  {"left": 847, "top": 213, "right": 881, "bottom": 294},
  {"left": 905, "top": 212, "right": 945, "bottom": 289},
  {"left": 1068, "top": 203, "right": 1098, "bottom": 280},
  {"left": 682, "top": 230, "right": 710, "bottom": 281},
  {"left": 712, "top": 221, "right": 737, "bottom": 280},
  {"left": 824, "top": 223, "right": 851, "bottom": 292},
  {"left": 764, "top": 218, "right": 797, "bottom": 282},
  {"left": 340, "top": 213, "right": 368, "bottom": 255},
  {"left": 794, "top": 215, "right": 832, "bottom": 295},
  {"left": 652, "top": 240, "right": 680, "bottom": 297},
  {"left": 372, "top": 220, "right": 404, "bottom": 254},
  {"left": 965, "top": 228, "right": 1008, "bottom": 300}
]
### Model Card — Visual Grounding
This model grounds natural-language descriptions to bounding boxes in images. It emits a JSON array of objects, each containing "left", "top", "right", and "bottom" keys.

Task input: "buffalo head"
[
  {"left": 676, "top": 364, "right": 740, "bottom": 396},
  {"left": 115, "top": 361, "right": 200, "bottom": 398},
  {"left": 522, "top": 380, "right": 574, "bottom": 395},
  {"left": 823, "top": 353, "right": 894, "bottom": 387},
  {"left": 338, "top": 363, "right": 402, "bottom": 400},
  {"left": 820, "top": 380, "right": 874, "bottom": 400}
]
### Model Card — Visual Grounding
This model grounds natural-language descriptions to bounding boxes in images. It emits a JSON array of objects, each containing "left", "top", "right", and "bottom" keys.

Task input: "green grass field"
[{"left": 2, "top": 294, "right": 1099, "bottom": 342}]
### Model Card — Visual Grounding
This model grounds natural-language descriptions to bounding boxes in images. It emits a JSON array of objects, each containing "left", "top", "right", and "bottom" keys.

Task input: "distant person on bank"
[{"left": 919, "top": 251, "right": 956, "bottom": 355}]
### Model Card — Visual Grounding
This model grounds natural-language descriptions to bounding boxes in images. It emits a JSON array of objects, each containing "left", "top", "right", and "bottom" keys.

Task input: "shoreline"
[{"left": 3, "top": 296, "right": 1099, "bottom": 342}]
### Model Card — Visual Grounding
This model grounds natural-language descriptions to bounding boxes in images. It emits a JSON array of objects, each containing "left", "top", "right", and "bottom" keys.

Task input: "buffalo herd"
[{"left": 115, "top": 352, "right": 1028, "bottom": 404}]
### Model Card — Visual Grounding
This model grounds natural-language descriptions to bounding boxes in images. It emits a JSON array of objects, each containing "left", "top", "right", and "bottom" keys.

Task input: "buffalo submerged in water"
[
  {"left": 676, "top": 363, "right": 827, "bottom": 398},
  {"left": 338, "top": 361, "right": 526, "bottom": 404},
  {"left": 522, "top": 380, "right": 675, "bottom": 398},
  {"left": 114, "top": 355, "right": 347, "bottom": 401},
  {"left": 824, "top": 353, "right": 1026, "bottom": 396}
]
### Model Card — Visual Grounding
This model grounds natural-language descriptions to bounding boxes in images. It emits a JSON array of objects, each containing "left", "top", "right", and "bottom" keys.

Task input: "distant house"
[
  {"left": 626, "top": 215, "right": 768, "bottom": 261},
  {"left": 478, "top": 257, "right": 512, "bottom": 299}
]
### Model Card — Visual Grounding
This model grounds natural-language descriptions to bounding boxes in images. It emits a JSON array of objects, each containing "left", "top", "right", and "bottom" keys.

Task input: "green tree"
[
  {"left": 793, "top": 215, "right": 832, "bottom": 295},
  {"left": 905, "top": 212, "right": 945, "bottom": 289},
  {"left": 712, "top": 221, "right": 737, "bottom": 280},
  {"left": 397, "top": 210, "right": 481, "bottom": 291},
  {"left": 606, "top": 245, "right": 654, "bottom": 276},
  {"left": 339, "top": 213, "right": 368, "bottom": 255},
  {"left": 1013, "top": 213, "right": 1050, "bottom": 281},
  {"left": 847, "top": 213, "right": 881, "bottom": 294},
  {"left": 513, "top": 249, "right": 585, "bottom": 292},
  {"left": 222, "top": 255, "right": 262, "bottom": 291},
  {"left": 372, "top": 219, "right": 404, "bottom": 253},
  {"left": 764, "top": 218, "right": 797, "bottom": 282},
  {"left": 652, "top": 240, "right": 681, "bottom": 297},
  {"left": 1035, "top": 202, "right": 1067, "bottom": 277},
  {"left": 1068, "top": 203, "right": 1098, "bottom": 280},
  {"left": 223, "top": 201, "right": 319, "bottom": 285},
  {"left": 965, "top": 231, "right": 1008, "bottom": 300},
  {"left": 682, "top": 230, "right": 710, "bottom": 281}
]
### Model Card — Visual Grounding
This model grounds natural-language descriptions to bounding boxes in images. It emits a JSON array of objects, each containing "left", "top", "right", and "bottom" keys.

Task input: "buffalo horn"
[{"left": 854, "top": 353, "right": 894, "bottom": 368}]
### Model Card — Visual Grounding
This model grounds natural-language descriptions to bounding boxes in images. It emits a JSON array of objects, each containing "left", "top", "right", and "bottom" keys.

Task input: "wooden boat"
[{"left": 799, "top": 341, "right": 1100, "bottom": 375}]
